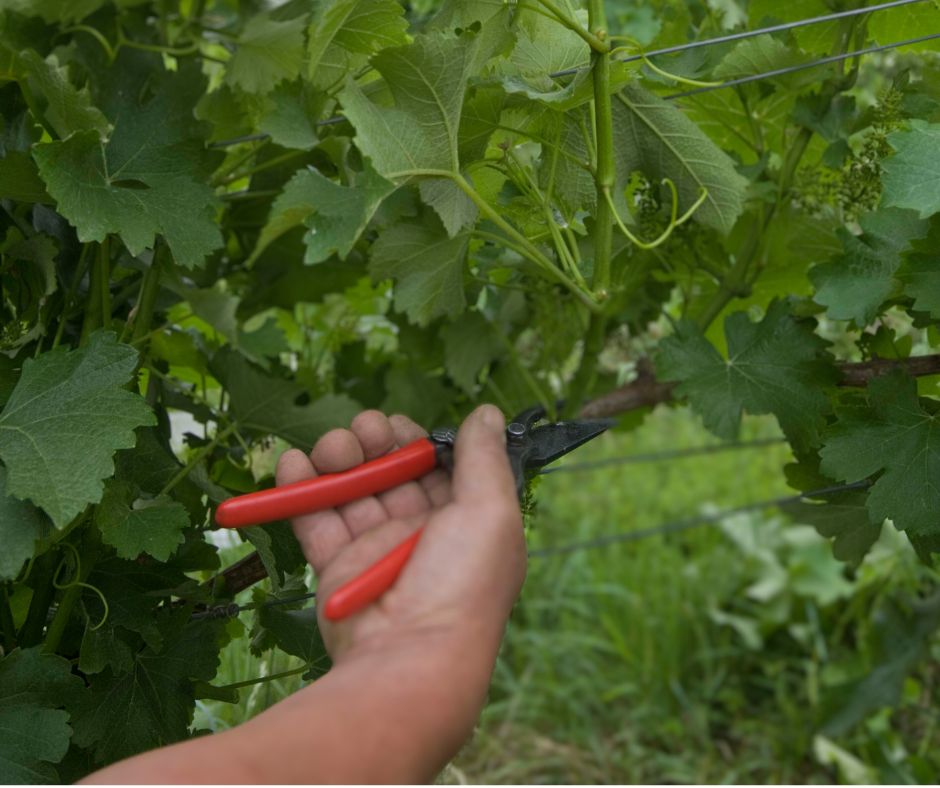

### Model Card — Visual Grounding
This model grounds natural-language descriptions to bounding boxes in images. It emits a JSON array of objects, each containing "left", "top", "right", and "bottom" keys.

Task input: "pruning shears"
[{"left": 215, "top": 405, "right": 612, "bottom": 621}]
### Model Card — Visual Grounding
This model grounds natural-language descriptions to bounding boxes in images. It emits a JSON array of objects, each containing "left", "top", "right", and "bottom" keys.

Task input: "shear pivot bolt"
[{"left": 507, "top": 422, "right": 526, "bottom": 444}]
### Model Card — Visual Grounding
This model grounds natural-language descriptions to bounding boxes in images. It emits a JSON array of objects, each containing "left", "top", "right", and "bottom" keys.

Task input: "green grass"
[{"left": 199, "top": 405, "right": 940, "bottom": 784}]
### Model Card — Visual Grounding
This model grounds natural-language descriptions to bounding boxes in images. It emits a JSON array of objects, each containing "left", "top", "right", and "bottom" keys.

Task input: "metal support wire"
[
  {"left": 540, "top": 437, "right": 786, "bottom": 475},
  {"left": 190, "top": 591, "right": 317, "bottom": 621},
  {"left": 549, "top": 0, "right": 932, "bottom": 77},
  {"left": 666, "top": 31, "right": 940, "bottom": 100},
  {"left": 205, "top": 1, "right": 937, "bottom": 147},
  {"left": 527, "top": 481, "right": 869, "bottom": 559}
]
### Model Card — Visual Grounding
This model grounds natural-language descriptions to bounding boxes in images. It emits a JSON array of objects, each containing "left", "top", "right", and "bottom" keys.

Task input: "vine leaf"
[
  {"left": 820, "top": 371, "right": 940, "bottom": 536},
  {"left": 34, "top": 130, "right": 222, "bottom": 270},
  {"left": 14, "top": 50, "right": 109, "bottom": 139},
  {"left": 442, "top": 311, "right": 501, "bottom": 393},
  {"left": 95, "top": 481, "right": 188, "bottom": 562},
  {"left": 656, "top": 301, "right": 837, "bottom": 452},
  {"left": 33, "top": 60, "right": 222, "bottom": 269},
  {"left": 249, "top": 164, "right": 395, "bottom": 266},
  {"left": 810, "top": 208, "right": 928, "bottom": 326},
  {"left": 226, "top": 13, "right": 308, "bottom": 94},
  {"left": 71, "top": 615, "right": 227, "bottom": 763},
  {"left": 369, "top": 219, "right": 469, "bottom": 325},
  {"left": 306, "top": 0, "right": 409, "bottom": 90},
  {"left": 418, "top": 178, "right": 478, "bottom": 237},
  {"left": 881, "top": 121, "right": 940, "bottom": 219},
  {"left": 0, "top": 332, "right": 154, "bottom": 528},
  {"left": 613, "top": 85, "right": 748, "bottom": 234},
  {"left": 0, "top": 647, "right": 85, "bottom": 783},
  {"left": 898, "top": 255, "right": 940, "bottom": 318},
  {"left": 212, "top": 350, "right": 359, "bottom": 450},
  {"left": 0, "top": 468, "right": 49, "bottom": 581},
  {"left": 340, "top": 31, "right": 477, "bottom": 178},
  {"left": 782, "top": 461, "right": 881, "bottom": 563}
]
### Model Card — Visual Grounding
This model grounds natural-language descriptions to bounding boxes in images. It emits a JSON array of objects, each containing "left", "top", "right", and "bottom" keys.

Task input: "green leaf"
[
  {"left": 820, "top": 372, "right": 940, "bottom": 536},
  {"left": 254, "top": 605, "right": 328, "bottom": 666},
  {"left": 34, "top": 130, "right": 221, "bottom": 270},
  {"left": 0, "top": 332, "right": 154, "bottom": 528},
  {"left": 212, "top": 349, "right": 359, "bottom": 450},
  {"left": 0, "top": 467, "right": 49, "bottom": 581},
  {"left": 418, "top": 177, "right": 478, "bottom": 237},
  {"left": 881, "top": 121, "right": 940, "bottom": 219},
  {"left": 340, "top": 31, "right": 476, "bottom": 178},
  {"left": 369, "top": 219, "right": 469, "bottom": 325},
  {"left": 656, "top": 301, "right": 837, "bottom": 451},
  {"left": 0, "top": 647, "right": 85, "bottom": 784},
  {"left": 242, "top": 521, "right": 307, "bottom": 593},
  {"left": 95, "top": 481, "right": 188, "bottom": 562},
  {"left": 868, "top": 1, "right": 940, "bottom": 51},
  {"left": 613, "top": 85, "right": 748, "bottom": 234},
  {"left": 306, "top": 0, "right": 409, "bottom": 90},
  {"left": 85, "top": 558, "right": 190, "bottom": 650},
  {"left": 713, "top": 35, "right": 807, "bottom": 81},
  {"left": 0, "top": 151, "right": 51, "bottom": 203},
  {"left": 442, "top": 311, "right": 501, "bottom": 392},
  {"left": 72, "top": 616, "right": 226, "bottom": 763},
  {"left": 17, "top": 50, "right": 109, "bottom": 139},
  {"left": 810, "top": 208, "right": 928, "bottom": 326},
  {"left": 782, "top": 464, "right": 882, "bottom": 564},
  {"left": 898, "top": 255, "right": 940, "bottom": 317},
  {"left": 250, "top": 164, "right": 395, "bottom": 266},
  {"left": 32, "top": 61, "right": 222, "bottom": 269},
  {"left": 226, "top": 13, "right": 307, "bottom": 94}
]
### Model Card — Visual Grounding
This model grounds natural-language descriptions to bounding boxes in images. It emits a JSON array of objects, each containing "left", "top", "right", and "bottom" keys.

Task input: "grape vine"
[{"left": 1, "top": 0, "right": 939, "bottom": 780}]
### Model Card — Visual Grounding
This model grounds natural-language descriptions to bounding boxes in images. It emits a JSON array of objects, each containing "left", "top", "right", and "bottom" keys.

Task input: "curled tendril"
[
  {"left": 15, "top": 554, "right": 36, "bottom": 584},
  {"left": 639, "top": 56, "right": 723, "bottom": 88},
  {"left": 53, "top": 543, "right": 110, "bottom": 632},
  {"left": 605, "top": 179, "right": 709, "bottom": 250}
]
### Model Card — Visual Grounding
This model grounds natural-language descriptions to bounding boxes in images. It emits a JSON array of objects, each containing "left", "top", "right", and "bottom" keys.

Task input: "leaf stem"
[
  {"left": 130, "top": 247, "right": 165, "bottom": 345},
  {"left": 80, "top": 242, "right": 105, "bottom": 345},
  {"left": 17, "top": 553, "right": 58, "bottom": 647},
  {"left": 53, "top": 244, "right": 94, "bottom": 349},
  {"left": 535, "top": 0, "right": 610, "bottom": 52},
  {"left": 98, "top": 238, "right": 111, "bottom": 332},
  {"left": 222, "top": 149, "right": 306, "bottom": 185},
  {"left": 452, "top": 174, "right": 599, "bottom": 312},
  {"left": 211, "top": 664, "right": 311, "bottom": 691},
  {"left": 0, "top": 585, "right": 16, "bottom": 652},
  {"left": 159, "top": 422, "right": 238, "bottom": 496},
  {"left": 211, "top": 141, "right": 270, "bottom": 187}
]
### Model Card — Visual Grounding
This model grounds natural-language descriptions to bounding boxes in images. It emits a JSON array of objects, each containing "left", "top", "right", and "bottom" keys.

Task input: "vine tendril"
[
  {"left": 53, "top": 543, "right": 110, "bottom": 631},
  {"left": 605, "top": 180, "right": 709, "bottom": 250}
]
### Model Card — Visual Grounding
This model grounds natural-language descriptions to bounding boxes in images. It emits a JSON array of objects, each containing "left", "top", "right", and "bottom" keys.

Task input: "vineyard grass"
[{"left": 197, "top": 406, "right": 935, "bottom": 783}]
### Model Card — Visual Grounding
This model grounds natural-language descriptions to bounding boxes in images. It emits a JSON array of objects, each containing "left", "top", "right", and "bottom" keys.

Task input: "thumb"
[{"left": 451, "top": 404, "right": 519, "bottom": 516}]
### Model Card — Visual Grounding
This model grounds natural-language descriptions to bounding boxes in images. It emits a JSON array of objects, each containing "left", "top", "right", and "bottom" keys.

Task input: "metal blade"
[{"left": 525, "top": 419, "right": 615, "bottom": 470}]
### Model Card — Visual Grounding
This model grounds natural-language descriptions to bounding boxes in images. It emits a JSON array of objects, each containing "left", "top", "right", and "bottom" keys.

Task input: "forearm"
[{"left": 82, "top": 628, "right": 500, "bottom": 784}]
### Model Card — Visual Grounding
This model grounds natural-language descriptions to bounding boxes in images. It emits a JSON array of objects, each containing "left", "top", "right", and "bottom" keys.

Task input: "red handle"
[
  {"left": 215, "top": 438, "right": 438, "bottom": 528},
  {"left": 323, "top": 529, "right": 423, "bottom": 621}
]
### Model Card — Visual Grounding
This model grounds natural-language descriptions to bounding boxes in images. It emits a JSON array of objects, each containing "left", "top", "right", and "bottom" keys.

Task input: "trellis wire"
[
  {"left": 666, "top": 31, "right": 940, "bottom": 100},
  {"left": 527, "top": 481, "right": 870, "bottom": 559},
  {"left": 206, "top": 1, "right": 938, "bottom": 147},
  {"left": 540, "top": 437, "right": 786, "bottom": 475},
  {"left": 193, "top": 481, "right": 868, "bottom": 620},
  {"left": 549, "top": 0, "right": 932, "bottom": 77}
]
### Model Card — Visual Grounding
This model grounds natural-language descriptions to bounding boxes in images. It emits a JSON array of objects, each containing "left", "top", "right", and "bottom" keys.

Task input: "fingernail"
[{"left": 480, "top": 404, "right": 505, "bottom": 433}]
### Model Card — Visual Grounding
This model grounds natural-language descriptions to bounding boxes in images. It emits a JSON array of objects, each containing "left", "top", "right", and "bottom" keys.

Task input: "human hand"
[{"left": 275, "top": 404, "right": 527, "bottom": 666}]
